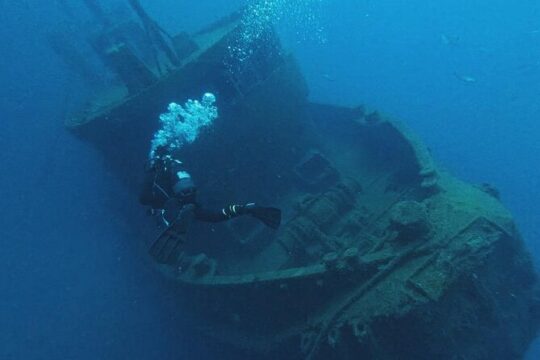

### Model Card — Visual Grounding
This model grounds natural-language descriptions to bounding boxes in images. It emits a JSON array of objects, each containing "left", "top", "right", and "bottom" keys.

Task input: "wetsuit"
[{"left": 139, "top": 158, "right": 249, "bottom": 225}]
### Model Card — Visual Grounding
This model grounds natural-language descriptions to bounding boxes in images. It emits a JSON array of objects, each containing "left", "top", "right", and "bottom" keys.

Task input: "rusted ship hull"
[{"left": 64, "top": 7, "right": 540, "bottom": 359}]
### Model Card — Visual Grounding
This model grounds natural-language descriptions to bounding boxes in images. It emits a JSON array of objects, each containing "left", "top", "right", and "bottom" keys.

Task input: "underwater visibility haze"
[{"left": 1, "top": 0, "right": 540, "bottom": 359}]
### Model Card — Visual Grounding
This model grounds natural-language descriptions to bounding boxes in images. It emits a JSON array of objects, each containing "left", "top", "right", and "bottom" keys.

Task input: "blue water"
[{"left": 1, "top": 0, "right": 539, "bottom": 359}]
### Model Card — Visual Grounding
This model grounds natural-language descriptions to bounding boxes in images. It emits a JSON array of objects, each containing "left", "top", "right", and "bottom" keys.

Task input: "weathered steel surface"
[{"left": 66, "top": 11, "right": 540, "bottom": 360}]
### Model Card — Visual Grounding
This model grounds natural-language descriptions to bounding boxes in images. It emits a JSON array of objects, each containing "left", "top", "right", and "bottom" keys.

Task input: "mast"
[{"left": 126, "top": 0, "right": 180, "bottom": 67}]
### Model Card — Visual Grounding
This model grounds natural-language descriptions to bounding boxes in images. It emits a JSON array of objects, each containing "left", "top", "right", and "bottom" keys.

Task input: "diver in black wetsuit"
[
  {"left": 139, "top": 151, "right": 281, "bottom": 265},
  {"left": 139, "top": 149, "right": 281, "bottom": 263}
]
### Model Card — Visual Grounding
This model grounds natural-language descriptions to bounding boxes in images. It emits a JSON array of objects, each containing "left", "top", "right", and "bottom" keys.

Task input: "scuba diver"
[{"left": 139, "top": 147, "right": 281, "bottom": 264}]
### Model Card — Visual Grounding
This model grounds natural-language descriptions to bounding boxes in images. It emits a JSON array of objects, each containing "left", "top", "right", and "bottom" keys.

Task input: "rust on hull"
[{"left": 62, "top": 7, "right": 540, "bottom": 360}]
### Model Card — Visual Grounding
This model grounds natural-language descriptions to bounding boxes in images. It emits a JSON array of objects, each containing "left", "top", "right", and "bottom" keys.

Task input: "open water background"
[{"left": 1, "top": 1, "right": 539, "bottom": 358}]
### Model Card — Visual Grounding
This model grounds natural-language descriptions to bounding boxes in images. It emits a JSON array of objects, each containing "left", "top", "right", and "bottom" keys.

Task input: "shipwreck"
[{"left": 56, "top": 1, "right": 540, "bottom": 359}]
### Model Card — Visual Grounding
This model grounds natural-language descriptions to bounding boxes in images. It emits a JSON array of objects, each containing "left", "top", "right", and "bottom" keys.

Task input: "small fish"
[
  {"left": 453, "top": 71, "right": 477, "bottom": 83},
  {"left": 321, "top": 73, "right": 336, "bottom": 82},
  {"left": 441, "top": 33, "right": 460, "bottom": 46}
]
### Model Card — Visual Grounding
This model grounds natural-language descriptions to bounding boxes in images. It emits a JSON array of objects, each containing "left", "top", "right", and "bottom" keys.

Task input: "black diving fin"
[
  {"left": 149, "top": 204, "right": 195, "bottom": 264},
  {"left": 250, "top": 206, "right": 282, "bottom": 229}
]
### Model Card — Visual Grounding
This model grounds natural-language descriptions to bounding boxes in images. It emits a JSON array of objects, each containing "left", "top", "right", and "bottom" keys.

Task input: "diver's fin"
[
  {"left": 149, "top": 205, "right": 195, "bottom": 264},
  {"left": 149, "top": 226, "right": 186, "bottom": 264},
  {"left": 251, "top": 207, "right": 281, "bottom": 229}
]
